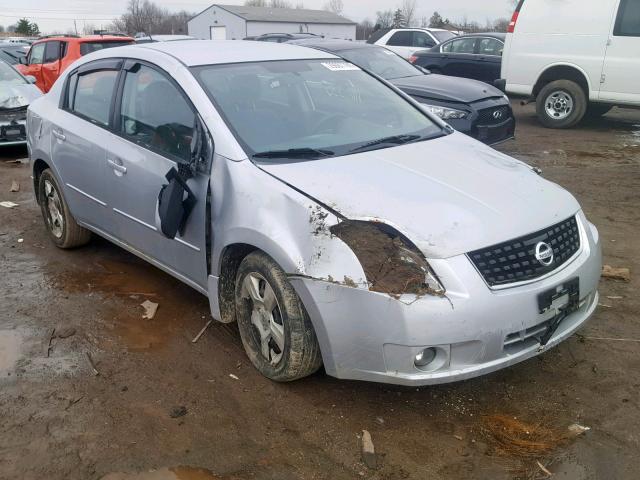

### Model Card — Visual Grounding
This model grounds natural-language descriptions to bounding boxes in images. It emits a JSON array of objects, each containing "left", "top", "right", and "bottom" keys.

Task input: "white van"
[{"left": 501, "top": 0, "right": 640, "bottom": 128}]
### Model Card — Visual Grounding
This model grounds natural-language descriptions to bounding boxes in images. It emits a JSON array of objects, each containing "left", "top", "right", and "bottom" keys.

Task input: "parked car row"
[{"left": 26, "top": 40, "right": 601, "bottom": 386}]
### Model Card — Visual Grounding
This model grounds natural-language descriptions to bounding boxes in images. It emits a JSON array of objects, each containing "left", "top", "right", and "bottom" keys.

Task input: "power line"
[{"left": 0, "top": 14, "right": 119, "bottom": 21}]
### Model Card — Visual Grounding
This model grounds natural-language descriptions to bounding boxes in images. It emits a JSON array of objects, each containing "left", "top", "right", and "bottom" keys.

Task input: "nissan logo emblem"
[
  {"left": 493, "top": 110, "right": 504, "bottom": 120},
  {"left": 535, "top": 242, "right": 554, "bottom": 266}
]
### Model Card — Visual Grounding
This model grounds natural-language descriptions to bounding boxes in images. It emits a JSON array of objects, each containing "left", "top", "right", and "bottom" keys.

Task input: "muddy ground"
[{"left": 1, "top": 103, "right": 639, "bottom": 480}]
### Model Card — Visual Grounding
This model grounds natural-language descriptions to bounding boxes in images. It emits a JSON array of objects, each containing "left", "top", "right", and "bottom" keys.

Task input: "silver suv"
[{"left": 27, "top": 41, "right": 602, "bottom": 385}]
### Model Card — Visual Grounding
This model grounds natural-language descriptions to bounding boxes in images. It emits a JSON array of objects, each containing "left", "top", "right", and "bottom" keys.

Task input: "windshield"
[
  {"left": 80, "top": 41, "right": 133, "bottom": 56},
  {"left": 193, "top": 59, "right": 443, "bottom": 161},
  {"left": 339, "top": 47, "right": 421, "bottom": 80},
  {"left": 0, "top": 60, "right": 27, "bottom": 85},
  {"left": 433, "top": 30, "right": 456, "bottom": 42}
]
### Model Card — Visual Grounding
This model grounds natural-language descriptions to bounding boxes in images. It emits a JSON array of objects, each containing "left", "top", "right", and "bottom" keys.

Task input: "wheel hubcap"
[
  {"left": 545, "top": 90, "right": 574, "bottom": 120},
  {"left": 241, "top": 273, "right": 285, "bottom": 366},
  {"left": 44, "top": 180, "right": 64, "bottom": 238}
]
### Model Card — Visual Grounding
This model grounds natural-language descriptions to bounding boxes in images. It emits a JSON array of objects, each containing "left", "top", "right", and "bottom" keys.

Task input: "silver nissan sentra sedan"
[{"left": 27, "top": 41, "right": 602, "bottom": 385}]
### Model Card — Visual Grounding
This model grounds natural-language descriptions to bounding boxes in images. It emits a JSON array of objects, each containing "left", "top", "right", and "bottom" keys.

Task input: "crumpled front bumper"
[
  {"left": 0, "top": 118, "right": 27, "bottom": 146},
  {"left": 290, "top": 212, "right": 602, "bottom": 386}
]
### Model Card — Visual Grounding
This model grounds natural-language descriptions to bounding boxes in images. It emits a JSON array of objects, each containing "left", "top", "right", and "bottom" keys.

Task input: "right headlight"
[
  {"left": 330, "top": 220, "right": 445, "bottom": 297},
  {"left": 420, "top": 103, "right": 469, "bottom": 120}
]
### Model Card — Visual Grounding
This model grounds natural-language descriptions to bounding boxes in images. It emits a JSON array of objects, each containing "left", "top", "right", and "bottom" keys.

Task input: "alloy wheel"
[
  {"left": 44, "top": 179, "right": 64, "bottom": 238},
  {"left": 544, "top": 90, "right": 574, "bottom": 120}
]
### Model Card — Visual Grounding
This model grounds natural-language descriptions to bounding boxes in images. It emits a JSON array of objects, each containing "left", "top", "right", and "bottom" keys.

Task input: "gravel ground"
[{"left": 0, "top": 102, "right": 639, "bottom": 480}]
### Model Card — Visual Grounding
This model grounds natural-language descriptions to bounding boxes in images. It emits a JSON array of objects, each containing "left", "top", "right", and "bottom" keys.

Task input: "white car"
[
  {"left": 27, "top": 41, "right": 601, "bottom": 386},
  {"left": 367, "top": 28, "right": 457, "bottom": 60},
  {"left": 502, "top": 0, "right": 640, "bottom": 128}
]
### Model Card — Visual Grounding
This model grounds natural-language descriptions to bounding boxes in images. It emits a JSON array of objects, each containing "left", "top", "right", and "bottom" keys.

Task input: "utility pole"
[{"left": 74, "top": 19, "right": 78, "bottom": 35}]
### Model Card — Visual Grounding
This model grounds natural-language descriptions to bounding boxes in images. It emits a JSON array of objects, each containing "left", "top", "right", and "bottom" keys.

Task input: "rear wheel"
[
  {"left": 536, "top": 80, "right": 587, "bottom": 129},
  {"left": 235, "top": 251, "right": 322, "bottom": 382},
  {"left": 38, "top": 169, "right": 91, "bottom": 249}
]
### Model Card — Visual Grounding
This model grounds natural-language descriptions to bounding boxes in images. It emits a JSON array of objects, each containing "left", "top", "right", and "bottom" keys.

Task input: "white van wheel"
[{"left": 536, "top": 80, "right": 587, "bottom": 129}]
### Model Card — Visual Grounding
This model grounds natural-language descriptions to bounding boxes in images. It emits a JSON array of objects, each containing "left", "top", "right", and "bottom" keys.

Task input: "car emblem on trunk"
[
  {"left": 535, "top": 242, "right": 554, "bottom": 266},
  {"left": 493, "top": 110, "right": 504, "bottom": 120}
]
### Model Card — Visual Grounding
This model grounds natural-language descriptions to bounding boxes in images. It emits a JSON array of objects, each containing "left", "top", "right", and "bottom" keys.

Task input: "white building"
[{"left": 188, "top": 4, "right": 356, "bottom": 41}]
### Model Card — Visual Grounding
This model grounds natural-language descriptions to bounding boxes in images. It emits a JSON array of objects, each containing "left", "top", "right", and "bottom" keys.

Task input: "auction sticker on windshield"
[{"left": 321, "top": 62, "right": 361, "bottom": 71}]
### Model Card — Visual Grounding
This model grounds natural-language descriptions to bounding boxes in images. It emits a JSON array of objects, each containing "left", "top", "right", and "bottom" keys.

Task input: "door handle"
[
  {"left": 52, "top": 129, "right": 66, "bottom": 141},
  {"left": 107, "top": 158, "right": 127, "bottom": 174}
]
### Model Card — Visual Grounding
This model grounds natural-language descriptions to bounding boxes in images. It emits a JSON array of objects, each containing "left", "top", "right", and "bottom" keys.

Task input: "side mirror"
[
  {"left": 157, "top": 168, "right": 197, "bottom": 239},
  {"left": 25, "top": 75, "right": 37, "bottom": 84}
]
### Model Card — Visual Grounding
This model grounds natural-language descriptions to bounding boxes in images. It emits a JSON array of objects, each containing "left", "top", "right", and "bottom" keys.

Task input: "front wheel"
[
  {"left": 536, "top": 80, "right": 587, "bottom": 129},
  {"left": 38, "top": 169, "right": 91, "bottom": 249},
  {"left": 235, "top": 251, "right": 323, "bottom": 382}
]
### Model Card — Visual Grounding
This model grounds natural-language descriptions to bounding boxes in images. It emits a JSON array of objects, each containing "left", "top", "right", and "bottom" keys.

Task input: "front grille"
[
  {"left": 468, "top": 216, "right": 581, "bottom": 287},
  {"left": 477, "top": 105, "right": 511, "bottom": 126}
]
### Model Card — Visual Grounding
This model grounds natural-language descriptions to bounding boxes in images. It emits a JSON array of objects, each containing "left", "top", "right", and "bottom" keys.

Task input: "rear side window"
[
  {"left": 387, "top": 31, "right": 413, "bottom": 46},
  {"left": 71, "top": 70, "right": 119, "bottom": 126},
  {"left": 478, "top": 38, "right": 504, "bottom": 56},
  {"left": 119, "top": 64, "right": 195, "bottom": 162},
  {"left": 615, "top": 0, "right": 640, "bottom": 36},
  {"left": 80, "top": 41, "right": 132, "bottom": 56},
  {"left": 28, "top": 43, "right": 45, "bottom": 65},
  {"left": 443, "top": 38, "right": 477, "bottom": 54}
]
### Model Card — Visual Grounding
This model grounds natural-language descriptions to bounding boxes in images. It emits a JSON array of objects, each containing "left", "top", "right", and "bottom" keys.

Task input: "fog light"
[{"left": 414, "top": 347, "right": 437, "bottom": 367}]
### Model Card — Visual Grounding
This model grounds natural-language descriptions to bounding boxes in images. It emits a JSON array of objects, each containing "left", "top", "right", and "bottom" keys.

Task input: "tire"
[
  {"left": 536, "top": 80, "right": 587, "bottom": 129},
  {"left": 235, "top": 251, "right": 322, "bottom": 382},
  {"left": 38, "top": 169, "right": 91, "bottom": 249}
]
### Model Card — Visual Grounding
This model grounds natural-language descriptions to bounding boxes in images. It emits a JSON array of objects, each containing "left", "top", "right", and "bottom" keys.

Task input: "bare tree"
[
  {"left": 110, "top": 0, "right": 194, "bottom": 35},
  {"left": 244, "top": 0, "right": 267, "bottom": 6},
  {"left": 269, "top": 0, "right": 292, "bottom": 7},
  {"left": 356, "top": 18, "right": 374, "bottom": 40},
  {"left": 401, "top": 0, "right": 417, "bottom": 27},
  {"left": 374, "top": 10, "right": 394, "bottom": 29},
  {"left": 323, "top": 0, "right": 343, "bottom": 15}
]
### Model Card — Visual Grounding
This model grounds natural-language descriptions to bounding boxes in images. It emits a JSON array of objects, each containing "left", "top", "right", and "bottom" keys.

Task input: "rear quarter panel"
[{"left": 503, "top": 0, "right": 617, "bottom": 98}]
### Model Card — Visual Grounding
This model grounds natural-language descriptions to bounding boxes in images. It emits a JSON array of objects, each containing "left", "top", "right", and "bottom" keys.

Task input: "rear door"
[
  {"left": 104, "top": 60, "right": 210, "bottom": 289},
  {"left": 475, "top": 37, "right": 504, "bottom": 83},
  {"left": 22, "top": 42, "right": 45, "bottom": 90},
  {"left": 41, "top": 41, "right": 66, "bottom": 92},
  {"left": 384, "top": 31, "right": 416, "bottom": 59},
  {"left": 439, "top": 37, "right": 479, "bottom": 79},
  {"left": 51, "top": 59, "right": 121, "bottom": 232},
  {"left": 600, "top": 0, "right": 640, "bottom": 103}
]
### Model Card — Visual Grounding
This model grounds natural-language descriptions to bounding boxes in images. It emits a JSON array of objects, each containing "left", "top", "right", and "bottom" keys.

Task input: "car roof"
[
  {"left": 32, "top": 35, "right": 133, "bottom": 44},
  {"left": 290, "top": 39, "right": 371, "bottom": 52},
  {"left": 134, "top": 40, "right": 338, "bottom": 66},
  {"left": 451, "top": 32, "right": 506, "bottom": 40}
]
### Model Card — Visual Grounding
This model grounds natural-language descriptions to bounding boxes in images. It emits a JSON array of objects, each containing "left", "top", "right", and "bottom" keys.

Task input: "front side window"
[
  {"left": 28, "top": 43, "right": 45, "bottom": 65},
  {"left": 478, "top": 38, "right": 504, "bottom": 56},
  {"left": 387, "top": 31, "right": 413, "bottom": 46},
  {"left": 43, "top": 41, "right": 61, "bottom": 63},
  {"left": 119, "top": 64, "right": 196, "bottom": 161},
  {"left": 413, "top": 32, "right": 436, "bottom": 48},
  {"left": 71, "top": 70, "right": 118, "bottom": 125},
  {"left": 193, "top": 59, "right": 443, "bottom": 161},
  {"left": 615, "top": 0, "right": 640, "bottom": 36}
]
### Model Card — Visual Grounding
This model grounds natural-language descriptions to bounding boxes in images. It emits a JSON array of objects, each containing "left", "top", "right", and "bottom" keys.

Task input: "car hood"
[
  {"left": 258, "top": 133, "right": 580, "bottom": 259},
  {"left": 0, "top": 83, "right": 42, "bottom": 110},
  {"left": 390, "top": 74, "right": 503, "bottom": 104}
]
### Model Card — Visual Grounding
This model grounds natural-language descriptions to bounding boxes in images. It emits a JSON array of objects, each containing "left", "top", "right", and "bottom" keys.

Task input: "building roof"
[{"left": 212, "top": 4, "right": 356, "bottom": 25}]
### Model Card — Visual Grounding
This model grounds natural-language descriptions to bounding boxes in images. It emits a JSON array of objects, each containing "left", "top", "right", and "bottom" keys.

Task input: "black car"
[
  {"left": 0, "top": 43, "right": 29, "bottom": 65},
  {"left": 409, "top": 33, "right": 505, "bottom": 85},
  {"left": 253, "top": 32, "right": 322, "bottom": 43},
  {"left": 291, "top": 39, "right": 515, "bottom": 146}
]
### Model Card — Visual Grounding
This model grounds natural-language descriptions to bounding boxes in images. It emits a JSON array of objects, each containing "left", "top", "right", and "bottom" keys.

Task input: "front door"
[
  {"left": 476, "top": 37, "right": 504, "bottom": 83},
  {"left": 21, "top": 42, "right": 45, "bottom": 90},
  {"left": 51, "top": 60, "right": 121, "bottom": 232},
  {"left": 105, "top": 61, "right": 210, "bottom": 289},
  {"left": 440, "top": 37, "right": 479, "bottom": 79},
  {"left": 600, "top": 0, "right": 640, "bottom": 103}
]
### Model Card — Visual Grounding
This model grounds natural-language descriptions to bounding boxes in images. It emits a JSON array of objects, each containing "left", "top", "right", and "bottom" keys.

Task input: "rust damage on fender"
[{"left": 329, "top": 220, "right": 443, "bottom": 298}]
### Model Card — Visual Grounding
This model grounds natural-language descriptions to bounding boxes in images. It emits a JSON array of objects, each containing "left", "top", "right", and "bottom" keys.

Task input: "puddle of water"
[
  {"left": 0, "top": 330, "right": 22, "bottom": 377},
  {"left": 101, "top": 466, "right": 222, "bottom": 480}
]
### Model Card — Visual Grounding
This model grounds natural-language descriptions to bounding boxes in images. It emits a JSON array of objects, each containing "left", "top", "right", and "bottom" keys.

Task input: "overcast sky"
[{"left": 0, "top": 0, "right": 515, "bottom": 34}]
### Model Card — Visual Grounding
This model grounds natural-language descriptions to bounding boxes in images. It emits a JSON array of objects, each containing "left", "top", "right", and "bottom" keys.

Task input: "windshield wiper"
[
  {"left": 348, "top": 134, "right": 422, "bottom": 154},
  {"left": 252, "top": 147, "right": 335, "bottom": 159}
]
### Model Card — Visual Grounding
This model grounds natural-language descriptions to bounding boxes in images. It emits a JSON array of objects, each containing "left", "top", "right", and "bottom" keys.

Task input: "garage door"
[{"left": 210, "top": 26, "right": 227, "bottom": 40}]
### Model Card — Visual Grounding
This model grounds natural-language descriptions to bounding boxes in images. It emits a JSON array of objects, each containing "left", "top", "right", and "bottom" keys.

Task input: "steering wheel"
[{"left": 314, "top": 114, "right": 347, "bottom": 134}]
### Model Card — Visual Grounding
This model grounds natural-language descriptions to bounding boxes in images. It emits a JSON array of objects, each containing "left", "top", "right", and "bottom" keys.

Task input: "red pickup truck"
[{"left": 17, "top": 35, "right": 134, "bottom": 93}]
